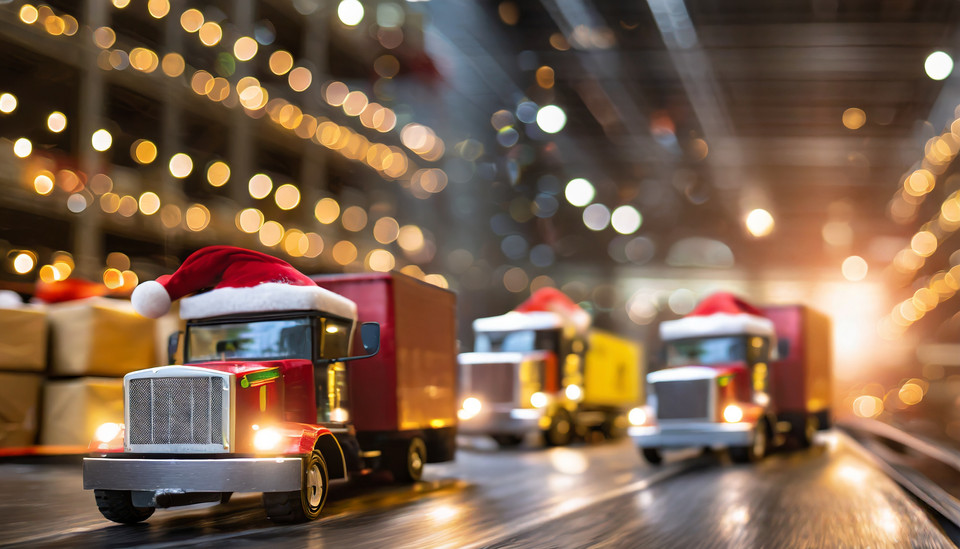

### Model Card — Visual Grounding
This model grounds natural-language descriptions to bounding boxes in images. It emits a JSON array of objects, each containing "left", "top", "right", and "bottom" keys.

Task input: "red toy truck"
[
  {"left": 83, "top": 247, "right": 457, "bottom": 523},
  {"left": 630, "top": 293, "right": 831, "bottom": 464}
]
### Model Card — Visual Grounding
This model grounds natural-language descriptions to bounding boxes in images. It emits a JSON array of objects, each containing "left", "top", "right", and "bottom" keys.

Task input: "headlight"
[
  {"left": 94, "top": 422, "right": 122, "bottom": 443},
  {"left": 458, "top": 397, "right": 482, "bottom": 420},
  {"left": 253, "top": 427, "right": 282, "bottom": 451},
  {"left": 564, "top": 384, "right": 582, "bottom": 401},
  {"left": 723, "top": 404, "right": 744, "bottom": 423},
  {"left": 628, "top": 407, "right": 647, "bottom": 426},
  {"left": 530, "top": 391, "right": 547, "bottom": 408}
]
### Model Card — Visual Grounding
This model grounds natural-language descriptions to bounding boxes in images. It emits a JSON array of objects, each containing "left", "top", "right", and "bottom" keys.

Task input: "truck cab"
[
  {"left": 458, "top": 289, "right": 643, "bottom": 448},
  {"left": 630, "top": 293, "right": 777, "bottom": 464},
  {"left": 458, "top": 311, "right": 582, "bottom": 446}
]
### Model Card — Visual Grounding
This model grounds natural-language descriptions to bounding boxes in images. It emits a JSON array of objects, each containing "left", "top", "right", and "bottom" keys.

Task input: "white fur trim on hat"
[
  {"left": 660, "top": 313, "right": 774, "bottom": 341},
  {"left": 473, "top": 311, "right": 564, "bottom": 332},
  {"left": 131, "top": 280, "right": 172, "bottom": 318},
  {"left": 179, "top": 282, "right": 358, "bottom": 321}
]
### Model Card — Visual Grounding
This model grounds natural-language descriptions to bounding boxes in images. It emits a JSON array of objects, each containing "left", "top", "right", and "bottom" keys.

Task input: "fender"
[{"left": 265, "top": 422, "right": 347, "bottom": 480}]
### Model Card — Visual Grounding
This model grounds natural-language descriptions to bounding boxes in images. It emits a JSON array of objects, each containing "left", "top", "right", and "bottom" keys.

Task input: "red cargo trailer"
[
  {"left": 313, "top": 272, "right": 458, "bottom": 466},
  {"left": 762, "top": 305, "right": 832, "bottom": 441}
]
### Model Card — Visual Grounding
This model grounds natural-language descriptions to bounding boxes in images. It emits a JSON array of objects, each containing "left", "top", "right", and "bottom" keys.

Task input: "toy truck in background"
[
  {"left": 83, "top": 248, "right": 457, "bottom": 524},
  {"left": 458, "top": 288, "right": 643, "bottom": 447},
  {"left": 630, "top": 293, "right": 832, "bottom": 464}
]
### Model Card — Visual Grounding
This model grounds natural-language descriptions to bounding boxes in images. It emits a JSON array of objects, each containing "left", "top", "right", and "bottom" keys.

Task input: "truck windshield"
[
  {"left": 665, "top": 336, "right": 746, "bottom": 367},
  {"left": 187, "top": 318, "right": 312, "bottom": 362},
  {"left": 475, "top": 329, "right": 560, "bottom": 353}
]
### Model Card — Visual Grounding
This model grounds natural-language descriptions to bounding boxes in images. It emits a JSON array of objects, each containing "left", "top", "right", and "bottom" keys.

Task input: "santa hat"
[
  {"left": 660, "top": 292, "right": 774, "bottom": 341},
  {"left": 514, "top": 287, "right": 591, "bottom": 331},
  {"left": 131, "top": 246, "right": 357, "bottom": 321}
]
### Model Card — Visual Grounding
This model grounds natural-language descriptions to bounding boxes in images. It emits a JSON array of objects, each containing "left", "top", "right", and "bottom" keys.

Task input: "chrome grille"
[
  {"left": 128, "top": 376, "right": 224, "bottom": 447},
  {"left": 465, "top": 363, "right": 515, "bottom": 404},
  {"left": 654, "top": 379, "right": 713, "bottom": 421}
]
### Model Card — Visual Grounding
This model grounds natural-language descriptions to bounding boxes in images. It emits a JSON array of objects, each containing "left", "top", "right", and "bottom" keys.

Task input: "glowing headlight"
[
  {"left": 94, "top": 422, "right": 122, "bottom": 443},
  {"left": 530, "top": 391, "right": 547, "bottom": 408},
  {"left": 628, "top": 407, "right": 647, "bottom": 426},
  {"left": 564, "top": 384, "right": 582, "bottom": 401},
  {"left": 253, "top": 427, "right": 282, "bottom": 451},
  {"left": 458, "top": 397, "right": 482, "bottom": 420},
  {"left": 723, "top": 404, "right": 744, "bottom": 423},
  {"left": 330, "top": 407, "right": 349, "bottom": 422}
]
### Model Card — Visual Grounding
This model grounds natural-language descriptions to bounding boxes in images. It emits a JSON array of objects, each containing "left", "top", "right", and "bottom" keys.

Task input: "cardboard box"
[
  {"left": 0, "top": 307, "right": 47, "bottom": 372},
  {"left": 48, "top": 297, "right": 157, "bottom": 377},
  {"left": 0, "top": 372, "right": 43, "bottom": 448},
  {"left": 40, "top": 377, "right": 123, "bottom": 446}
]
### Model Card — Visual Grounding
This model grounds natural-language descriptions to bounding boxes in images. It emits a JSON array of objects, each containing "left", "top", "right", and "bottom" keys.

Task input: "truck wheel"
[
  {"left": 796, "top": 415, "right": 819, "bottom": 448},
  {"left": 730, "top": 420, "right": 768, "bottom": 463},
  {"left": 543, "top": 409, "right": 574, "bottom": 447},
  {"left": 641, "top": 447, "right": 663, "bottom": 465},
  {"left": 263, "top": 449, "right": 329, "bottom": 523},
  {"left": 493, "top": 434, "right": 524, "bottom": 447},
  {"left": 94, "top": 489, "right": 155, "bottom": 524},
  {"left": 388, "top": 437, "right": 426, "bottom": 483}
]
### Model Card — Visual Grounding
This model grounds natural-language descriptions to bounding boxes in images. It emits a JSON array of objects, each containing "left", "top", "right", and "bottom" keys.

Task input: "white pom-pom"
[{"left": 131, "top": 280, "right": 171, "bottom": 318}]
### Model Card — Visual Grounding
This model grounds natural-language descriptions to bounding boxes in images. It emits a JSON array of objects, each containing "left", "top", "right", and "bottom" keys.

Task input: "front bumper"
[
  {"left": 83, "top": 456, "right": 302, "bottom": 492},
  {"left": 629, "top": 422, "right": 754, "bottom": 448},
  {"left": 458, "top": 407, "right": 544, "bottom": 436}
]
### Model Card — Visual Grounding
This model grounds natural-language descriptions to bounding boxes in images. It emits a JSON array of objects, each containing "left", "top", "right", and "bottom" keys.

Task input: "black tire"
[
  {"left": 600, "top": 415, "right": 626, "bottom": 440},
  {"left": 492, "top": 434, "right": 524, "bottom": 447},
  {"left": 641, "top": 447, "right": 663, "bottom": 465},
  {"left": 94, "top": 489, "right": 155, "bottom": 524},
  {"left": 263, "top": 449, "right": 329, "bottom": 523},
  {"left": 730, "top": 420, "right": 768, "bottom": 463},
  {"left": 387, "top": 437, "right": 426, "bottom": 483},
  {"left": 543, "top": 409, "right": 574, "bottom": 447},
  {"left": 796, "top": 414, "right": 819, "bottom": 448}
]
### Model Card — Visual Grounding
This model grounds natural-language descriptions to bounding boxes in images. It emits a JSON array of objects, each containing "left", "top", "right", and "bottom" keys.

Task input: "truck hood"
[
  {"left": 148, "top": 359, "right": 308, "bottom": 377},
  {"left": 648, "top": 363, "right": 747, "bottom": 383},
  {"left": 458, "top": 350, "right": 552, "bottom": 365}
]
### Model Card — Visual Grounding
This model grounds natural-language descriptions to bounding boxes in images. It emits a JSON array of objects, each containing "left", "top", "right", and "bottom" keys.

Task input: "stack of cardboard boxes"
[
  {"left": 0, "top": 303, "right": 47, "bottom": 449},
  {"left": 0, "top": 295, "right": 167, "bottom": 451}
]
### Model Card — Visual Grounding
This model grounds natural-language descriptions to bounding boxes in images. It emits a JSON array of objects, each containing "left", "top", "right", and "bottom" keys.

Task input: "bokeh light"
[
  {"left": 925, "top": 51, "right": 954, "bottom": 81},
  {"left": 841, "top": 256, "right": 868, "bottom": 281},
  {"left": 745, "top": 208, "right": 774, "bottom": 237},
  {"left": 565, "top": 178, "right": 595, "bottom": 207}
]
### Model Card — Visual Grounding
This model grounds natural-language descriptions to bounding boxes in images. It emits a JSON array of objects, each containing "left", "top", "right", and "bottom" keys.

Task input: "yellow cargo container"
[{"left": 584, "top": 329, "right": 644, "bottom": 408}]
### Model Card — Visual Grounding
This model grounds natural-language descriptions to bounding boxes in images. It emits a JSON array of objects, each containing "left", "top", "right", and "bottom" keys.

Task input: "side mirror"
[
  {"left": 777, "top": 338, "right": 790, "bottom": 360},
  {"left": 167, "top": 331, "right": 183, "bottom": 365},
  {"left": 321, "top": 322, "right": 381, "bottom": 364},
  {"left": 360, "top": 322, "right": 380, "bottom": 355}
]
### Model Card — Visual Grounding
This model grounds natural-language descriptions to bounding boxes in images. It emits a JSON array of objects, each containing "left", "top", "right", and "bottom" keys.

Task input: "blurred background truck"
[
  {"left": 457, "top": 288, "right": 644, "bottom": 447},
  {"left": 631, "top": 293, "right": 832, "bottom": 464}
]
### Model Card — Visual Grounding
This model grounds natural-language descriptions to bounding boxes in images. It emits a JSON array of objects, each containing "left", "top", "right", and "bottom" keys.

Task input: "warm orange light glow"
[
  {"left": 206, "top": 161, "right": 230, "bottom": 187},
  {"left": 184, "top": 204, "right": 210, "bottom": 231},
  {"left": 0, "top": 93, "right": 17, "bottom": 114},
  {"left": 332, "top": 241, "right": 358, "bottom": 265},
  {"left": 169, "top": 153, "right": 193, "bottom": 178},
  {"left": 259, "top": 221, "right": 284, "bottom": 247},
  {"left": 198, "top": 22, "right": 222, "bottom": 46},
  {"left": 314, "top": 198, "right": 340, "bottom": 224},
  {"left": 237, "top": 208, "right": 264, "bottom": 233},
  {"left": 853, "top": 395, "right": 883, "bottom": 418},
  {"left": 275, "top": 184, "right": 301, "bottom": 210},
  {"left": 745, "top": 208, "right": 774, "bottom": 237},
  {"left": 234, "top": 37, "right": 258, "bottom": 61},
  {"left": 269, "top": 50, "right": 294, "bottom": 75},
  {"left": 46, "top": 111, "right": 67, "bottom": 133},
  {"left": 911, "top": 231, "right": 937, "bottom": 257},
  {"left": 288, "top": 67, "right": 313, "bottom": 92},
  {"left": 842, "top": 108, "right": 866, "bottom": 130},
  {"left": 162, "top": 53, "right": 185, "bottom": 77},
  {"left": 132, "top": 139, "right": 158, "bottom": 164},
  {"left": 138, "top": 192, "right": 160, "bottom": 215},
  {"left": 841, "top": 256, "right": 868, "bottom": 281},
  {"left": 180, "top": 9, "right": 203, "bottom": 32}
]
